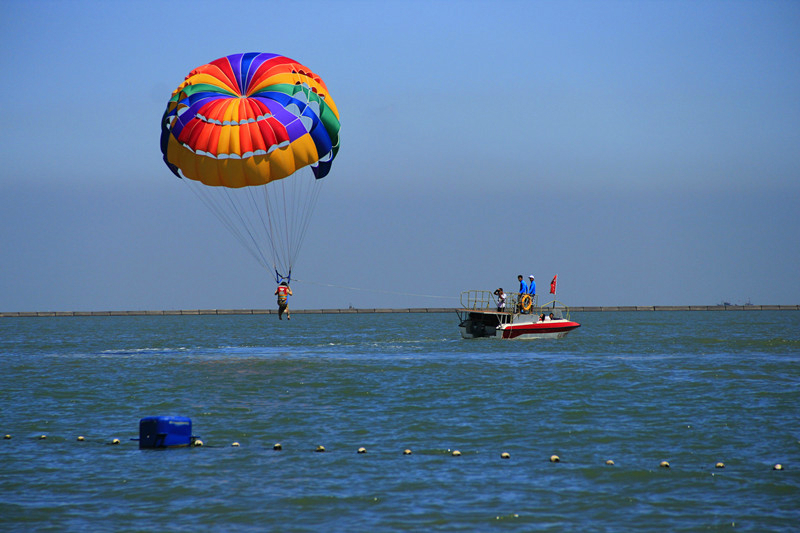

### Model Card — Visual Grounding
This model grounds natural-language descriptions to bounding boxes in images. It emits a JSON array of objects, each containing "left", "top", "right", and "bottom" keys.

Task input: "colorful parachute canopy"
[
  {"left": 160, "top": 52, "right": 340, "bottom": 188},
  {"left": 159, "top": 53, "right": 340, "bottom": 282}
]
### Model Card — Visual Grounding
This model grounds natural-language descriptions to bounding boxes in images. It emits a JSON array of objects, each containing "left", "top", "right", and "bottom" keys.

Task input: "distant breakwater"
[{"left": 1, "top": 305, "right": 798, "bottom": 317}]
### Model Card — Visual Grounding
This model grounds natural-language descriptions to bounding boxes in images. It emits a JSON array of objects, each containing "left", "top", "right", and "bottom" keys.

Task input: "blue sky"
[{"left": 1, "top": 0, "right": 798, "bottom": 311}]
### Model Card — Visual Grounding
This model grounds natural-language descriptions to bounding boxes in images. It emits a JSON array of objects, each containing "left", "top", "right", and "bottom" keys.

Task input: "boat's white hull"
[
  {"left": 460, "top": 319, "right": 580, "bottom": 339},
  {"left": 458, "top": 309, "right": 580, "bottom": 340}
]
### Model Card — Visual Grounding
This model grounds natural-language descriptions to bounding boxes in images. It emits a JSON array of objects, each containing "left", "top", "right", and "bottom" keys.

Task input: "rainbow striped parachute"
[{"left": 160, "top": 53, "right": 340, "bottom": 282}]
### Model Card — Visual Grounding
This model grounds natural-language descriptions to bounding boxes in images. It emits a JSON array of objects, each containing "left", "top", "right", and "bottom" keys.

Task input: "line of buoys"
[{"left": 2, "top": 433, "right": 788, "bottom": 472}]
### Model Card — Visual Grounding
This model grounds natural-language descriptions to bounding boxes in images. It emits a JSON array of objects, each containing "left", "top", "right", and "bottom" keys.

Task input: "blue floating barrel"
[{"left": 139, "top": 416, "right": 193, "bottom": 449}]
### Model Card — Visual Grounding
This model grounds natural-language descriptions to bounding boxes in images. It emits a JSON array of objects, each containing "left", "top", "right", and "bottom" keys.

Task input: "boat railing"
[
  {"left": 535, "top": 299, "right": 572, "bottom": 321},
  {"left": 459, "top": 291, "right": 540, "bottom": 312},
  {"left": 459, "top": 291, "right": 571, "bottom": 320},
  {"left": 459, "top": 290, "right": 496, "bottom": 310}
]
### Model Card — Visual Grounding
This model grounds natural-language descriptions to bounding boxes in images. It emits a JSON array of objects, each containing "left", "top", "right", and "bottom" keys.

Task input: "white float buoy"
[
  {"left": 715, "top": 462, "right": 725, "bottom": 469},
  {"left": 193, "top": 439, "right": 204, "bottom": 447},
  {"left": 501, "top": 452, "right": 510, "bottom": 459},
  {"left": 111, "top": 438, "right": 120, "bottom": 445},
  {"left": 231, "top": 442, "right": 240, "bottom": 447},
  {"left": 357, "top": 447, "right": 367, "bottom": 454},
  {"left": 452, "top": 450, "right": 461, "bottom": 456},
  {"left": 550, "top": 455, "right": 560, "bottom": 463},
  {"left": 316, "top": 445, "right": 326, "bottom": 452},
  {"left": 605, "top": 459, "right": 615, "bottom": 466},
  {"left": 660, "top": 461, "right": 670, "bottom": 468},
  {"left": 77, "top": 436, "right": 85, "bottom": 442},
  {"left": 403, "top": 449, "right": 412, "bottom": 455},
  {"left": 273, "top": 443, "right": 282, "bottom": 451},
  {"left": 773, "top": 463, "right": 783, "bottom": 471}
]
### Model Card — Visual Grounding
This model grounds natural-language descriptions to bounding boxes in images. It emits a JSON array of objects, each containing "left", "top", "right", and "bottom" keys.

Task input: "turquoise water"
[{"left": 1, "top": 311, "right": 799, "bottom": 531}]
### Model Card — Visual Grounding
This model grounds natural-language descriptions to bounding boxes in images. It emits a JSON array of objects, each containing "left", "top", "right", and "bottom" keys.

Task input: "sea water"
[{"left": 1, "top": 311, "right": 799, "bottom": 531}]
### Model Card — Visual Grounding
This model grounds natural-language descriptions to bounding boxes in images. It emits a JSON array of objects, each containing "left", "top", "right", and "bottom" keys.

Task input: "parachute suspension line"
[
  {"left": 241, "top": 184, "right": 279, "bottom": 274},
  {"left": 278, "top": 175, "right": 291, "bottom": 268},
  {"left": 184, "top": 180, "right": 272, "bottom": 271},
  {"left": 288, "top": 169, "right": 324, "bottom": 272},
  {"left": 262, "top": 176, "right": 290, "bottom": 276},
  {"left": 220, "top": 185, "right": 273, "bottom": 269},
  {"left": 259, "top": 168, "right": 323, "bottom": 280},
  {"left": 180, "top": 172, "right": 324, "bottom": 284},
  {"left": 182, "top": 171, "right": 323, "bottom": 281}
]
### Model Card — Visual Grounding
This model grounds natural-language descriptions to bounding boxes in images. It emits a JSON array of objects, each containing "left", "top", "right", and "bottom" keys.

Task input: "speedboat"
[{"left": 457, "top": 290, "right": 580, "bottom": 340}]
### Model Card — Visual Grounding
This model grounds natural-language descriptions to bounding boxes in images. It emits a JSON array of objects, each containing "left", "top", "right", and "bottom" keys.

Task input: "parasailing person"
[
  {"left": 274, "top": 280, "right": 293, "bottom": 320},
  {"left": 160, "top": 52, "right": 340, "bottom": 311}
]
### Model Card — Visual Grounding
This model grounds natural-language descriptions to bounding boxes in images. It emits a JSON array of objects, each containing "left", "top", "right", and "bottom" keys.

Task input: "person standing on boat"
[
  {"left": 275, "top": 281, "right": 293, "bottom": 320},
  {"left": 528, "top": 275, "right": 536, "bottom": 301},
  {"left": 517, "top": 274, "right": 528, "bottom": 296},
  {"left": 517, "top": 274, "right": 529, "bottom": 313},
  {"left": 494, "top": 288, "right": 506, "bottom": 312}
]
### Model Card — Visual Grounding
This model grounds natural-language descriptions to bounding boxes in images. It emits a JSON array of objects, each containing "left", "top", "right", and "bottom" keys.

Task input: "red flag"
[{"left": 550, "top": 275, "right": 557, "bottom": 294}]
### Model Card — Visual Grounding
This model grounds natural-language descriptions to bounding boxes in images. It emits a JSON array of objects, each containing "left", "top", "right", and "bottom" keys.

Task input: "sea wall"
[{"left": 1, "top": 305, "right": 797, "bottom": 317}]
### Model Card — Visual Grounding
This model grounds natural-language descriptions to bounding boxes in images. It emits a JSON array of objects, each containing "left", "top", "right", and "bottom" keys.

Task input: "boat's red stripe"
[
  {"left": 501, "top": 322, "right": 580, "bottom": 339},
  {"left": 506, "top": 322, "right": 580, "bottom": 332}
]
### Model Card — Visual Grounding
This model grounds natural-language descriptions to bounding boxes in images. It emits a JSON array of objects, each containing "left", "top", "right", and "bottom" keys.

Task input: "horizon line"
[{"left": 1, "top": 304, "right": 798, "bottom": 317}]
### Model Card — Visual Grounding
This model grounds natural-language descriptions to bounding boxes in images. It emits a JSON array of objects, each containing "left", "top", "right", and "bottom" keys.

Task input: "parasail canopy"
[{"left": 160, "top": 53, "right": 340, "bottom": 282}]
